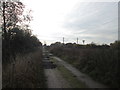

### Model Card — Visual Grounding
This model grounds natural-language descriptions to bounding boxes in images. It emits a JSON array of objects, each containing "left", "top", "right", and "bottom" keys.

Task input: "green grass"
[{"left": 50, "top": 57, "right": 87, "bottom": 88}]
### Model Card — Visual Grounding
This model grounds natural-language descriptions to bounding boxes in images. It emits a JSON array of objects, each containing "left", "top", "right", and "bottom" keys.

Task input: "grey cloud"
[{"left": 62, "top": 2, "right": 118, "bottom": 44}]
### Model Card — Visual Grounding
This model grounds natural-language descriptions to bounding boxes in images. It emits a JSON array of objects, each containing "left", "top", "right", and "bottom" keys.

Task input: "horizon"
[{"left": 21, "top": 0, "right": 118, "bottom": 45}]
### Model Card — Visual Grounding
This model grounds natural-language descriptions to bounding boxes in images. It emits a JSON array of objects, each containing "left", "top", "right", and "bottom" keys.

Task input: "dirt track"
[
  {"left": 44, "top": 68, "right": 71, "bottom": 88},
  {"left": 43, "top": 49, "right": 71, "bottom": 88},
  {"left": 42, "top": 47, "right": 108, "bottom": 88},
  {"left": 53, "top": 56, "right": 108, "bottom": 88}
]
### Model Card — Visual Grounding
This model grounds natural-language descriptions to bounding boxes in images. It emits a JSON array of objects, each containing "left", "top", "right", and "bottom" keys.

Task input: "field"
[{"left": 49, "top": 41, "right": 120, "bottom": 88}]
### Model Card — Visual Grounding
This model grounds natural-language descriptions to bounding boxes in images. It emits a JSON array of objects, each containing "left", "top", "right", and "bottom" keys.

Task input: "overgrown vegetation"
[
  {"left": 49, "top": 41, "right": 120, "bottom": 88},
  {"left": 1, "top": 1, "right": 46, "bottom": 88},
  {"left": 3, "top": 50, "right": 46, "bottom": 88}
]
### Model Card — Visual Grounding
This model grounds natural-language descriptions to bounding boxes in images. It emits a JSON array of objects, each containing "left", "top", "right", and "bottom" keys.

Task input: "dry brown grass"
[{"left": 3, "top": 49, "right": 46, "bottom": 88}]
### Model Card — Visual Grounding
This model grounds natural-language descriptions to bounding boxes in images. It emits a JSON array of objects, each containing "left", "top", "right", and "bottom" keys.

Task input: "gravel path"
[
  {"left": 44, "top": 68, "right": 71, "bottom": 88},
  {"left": 43, "top": 47, "right": 108, "bottom": 88},
  {"left": 43, "top": 49, "right": 71, "bottom": 88},
  {"left": 53, "top": 56, "right": 108, "bottom": 88}
]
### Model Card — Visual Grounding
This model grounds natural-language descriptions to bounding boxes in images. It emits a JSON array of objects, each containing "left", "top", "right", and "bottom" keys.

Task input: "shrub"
[{"left": 49, "top": 41, "right": 120, "bottom": 88}]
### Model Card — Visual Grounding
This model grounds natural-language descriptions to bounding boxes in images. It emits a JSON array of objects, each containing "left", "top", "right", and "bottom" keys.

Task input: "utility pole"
[
  {"left": 63, "top": 37, "right": 64, "bottom": 44},
  {"left": 77, "top": 38, "right": 78, "bottom": 44}
]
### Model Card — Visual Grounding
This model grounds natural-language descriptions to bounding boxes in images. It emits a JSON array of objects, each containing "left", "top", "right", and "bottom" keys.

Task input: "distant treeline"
[{"left": 49, "top": 41, "right": 120, "bottom": 88}]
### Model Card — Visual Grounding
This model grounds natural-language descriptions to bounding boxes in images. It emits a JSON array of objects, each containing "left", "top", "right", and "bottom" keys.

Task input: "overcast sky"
[{"left": 21, "top": 0, "right": 118, "bottom": 45}]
